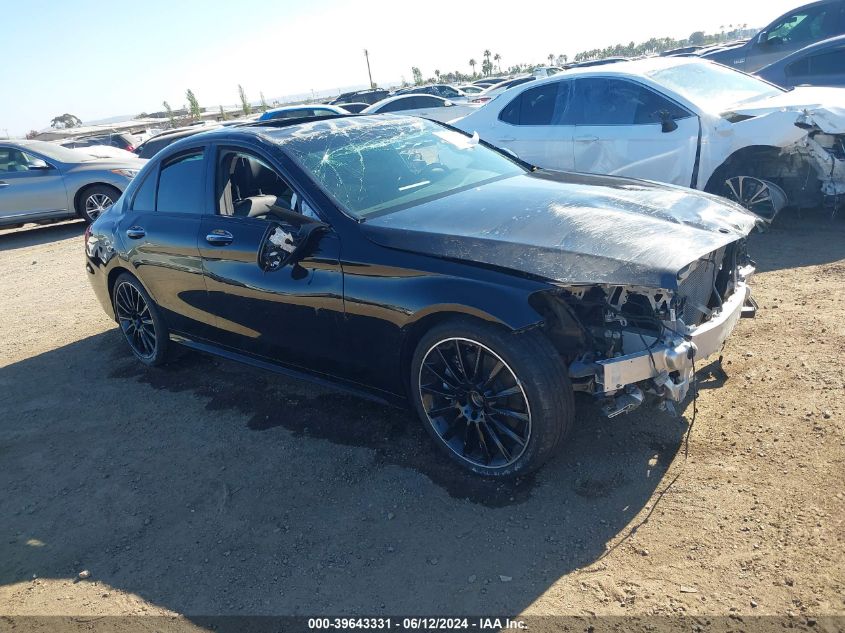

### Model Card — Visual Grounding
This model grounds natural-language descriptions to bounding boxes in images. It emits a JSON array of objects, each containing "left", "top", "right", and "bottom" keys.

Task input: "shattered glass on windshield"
[{"left": 271, "top": 117, "right": 524, "bottom": 219}]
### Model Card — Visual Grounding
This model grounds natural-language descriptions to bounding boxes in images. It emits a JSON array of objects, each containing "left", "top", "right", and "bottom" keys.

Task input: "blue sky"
[{"left": 1, "top": 0, "right": 800, "bottom": 136}]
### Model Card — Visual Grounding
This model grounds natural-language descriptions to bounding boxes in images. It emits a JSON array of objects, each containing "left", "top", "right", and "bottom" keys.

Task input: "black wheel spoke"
[
  {"left": 475, "top": 423, "right": 493, "bottom": 465},
  {"left": 481, "top": 419, "right": 512, "bottom": 462},
  {"left": 481, "top": 360, "right": 504, "bottom": 389},
  {"left": 487, "top": 384, "right": 522, "bottom": 400},
  {"left": 453, "top": 340, "right": 468, "bottom": 380},
  {"left": 470, "top": 347, "right": 483, "bottom": 383},
  {"left": 422, "top": 362, "right": 460, "bottom": 390},
  {"left": 490, "top": 406, "right": 529, "bottom": 424},
  {"left": 487, "top": 415, "right": 527, "bottom": 447},
  {"left": 421, "top": 383, "right": 455, "bottom": 399},
  {"left": 427, "top": 404, "right": 456, "bottom": 418},
  {"left": 442, "top": 416, "right": 464, "bottom": 441},
  {"left": 435, "top": 346, "right": 461, "bottom": 383}
]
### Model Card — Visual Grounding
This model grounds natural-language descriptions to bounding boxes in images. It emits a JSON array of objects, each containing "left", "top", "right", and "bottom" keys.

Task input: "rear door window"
[
  {"left": 807, "top": 48, "right": 845, "bottom": 74},
  {"left": 156, "top": 150, "right": 206, "bottom": 214}
]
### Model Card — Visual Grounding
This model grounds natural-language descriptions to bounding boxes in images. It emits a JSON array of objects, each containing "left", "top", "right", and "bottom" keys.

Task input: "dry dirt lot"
[{"left": 0, "top": 214, "right": 843, "bottom": 630}]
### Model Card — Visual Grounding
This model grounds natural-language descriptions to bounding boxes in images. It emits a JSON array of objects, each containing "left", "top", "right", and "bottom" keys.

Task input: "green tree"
[
  {"left": 468, "top": 58, "right": 477, "bottom": 77},
  {"left": 238, "top": 84, "right": 252, "bottom": 116},
  {"left": 26, "top": 130, "right": 39, "bottom": 139},
  {"left": 493, "top": 53, "right": 501, "bottom": 73},
  {"left": 434, "top": 69, "right": 440, "bottom": 81},
  {"left": 689, "top": 31, "right": 705, "bottom": 45},
  {"left": 259, "top": 92, "right": 269, "bottom": 112},
  {"left": 185, "top": 89, "right": 201, "bottom": 121},
  {"left": 162, "top": 101, "right": 175, "bottom": 127},
  {"left": 548, "top": 53, "right": 554, "bottom": 65},
  {"left": 219, "top": 105, "right": 228, "bottom": 121},
  {"left": 411, "top": 66, "right": 423, "bottom": 85},
  {"left": 50, "top": 113, "right": 82, "bottom": 129}
]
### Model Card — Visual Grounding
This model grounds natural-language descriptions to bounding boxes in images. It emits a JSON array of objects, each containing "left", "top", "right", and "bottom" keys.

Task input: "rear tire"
[
  {"left": 410, "top": 319, "right": 574, "bottom": 478},
  {"left": 112, "top": 273, "right": 169, "bottom": 366},
  {"left": 77, "top": 184, "right": 120, "bottom": 223}
]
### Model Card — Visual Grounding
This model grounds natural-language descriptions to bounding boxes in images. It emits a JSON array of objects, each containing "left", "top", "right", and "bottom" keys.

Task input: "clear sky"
[{"left": 1, "top": 0, "right": 801, "bottom": 136}]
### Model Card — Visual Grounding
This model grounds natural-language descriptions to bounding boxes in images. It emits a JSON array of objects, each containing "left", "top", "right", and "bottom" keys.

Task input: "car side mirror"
[
  {"left": 259, "top": 214, "right": 329, "bottom": 271},
  {"left": 659, "top": 110, "right": 678, "bottom": 133},
  {"left": 28, "top": 158, "right": 52, "bottom": 170}
]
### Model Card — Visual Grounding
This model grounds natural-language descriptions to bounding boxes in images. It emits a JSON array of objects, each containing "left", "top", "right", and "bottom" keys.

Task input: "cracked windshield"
[{"left": 282, "top": 119, "right": 524, "bottom": 218}]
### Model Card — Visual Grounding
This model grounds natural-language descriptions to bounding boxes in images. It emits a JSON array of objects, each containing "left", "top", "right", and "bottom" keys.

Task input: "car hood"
[
  {"left": 361, "top": 170, "right": 757, "bottom": 290},
  {"left": 728, "top": 86, "right": 845, "bottom": 133}
]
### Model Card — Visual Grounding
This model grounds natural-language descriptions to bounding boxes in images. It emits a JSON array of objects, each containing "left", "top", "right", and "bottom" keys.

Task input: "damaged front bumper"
[{"left": 570, "top": 269, "right": 756, "bottom": 415}]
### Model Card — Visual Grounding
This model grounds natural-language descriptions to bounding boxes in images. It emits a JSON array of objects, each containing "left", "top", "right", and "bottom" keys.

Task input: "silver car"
[{"left": 0, "top": 140, "right": 145, "bottom": 228}]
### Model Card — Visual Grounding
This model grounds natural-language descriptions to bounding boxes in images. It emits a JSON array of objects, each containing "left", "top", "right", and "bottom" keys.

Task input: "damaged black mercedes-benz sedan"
[{"left": 85, "top": 114, "right": 758, "bottom": 477}]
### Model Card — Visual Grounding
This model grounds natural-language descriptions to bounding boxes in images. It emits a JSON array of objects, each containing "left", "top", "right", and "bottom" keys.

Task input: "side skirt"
[{"left": 169, "top": 333, "right": 407, "bottom": 409}]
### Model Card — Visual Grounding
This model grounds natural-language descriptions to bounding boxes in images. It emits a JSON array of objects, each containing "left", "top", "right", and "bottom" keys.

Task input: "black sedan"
[{"left": 85, "top": 115, "right": 758, "bottom": 477}]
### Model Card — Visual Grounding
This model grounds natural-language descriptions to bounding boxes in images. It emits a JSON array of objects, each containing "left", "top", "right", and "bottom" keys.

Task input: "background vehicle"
[
  {"left": 755, "top": 34, "right": 845, "bottom": 87},
  {"left": 0, "top": 140, "right": 144, "bottom": 227},
  {"left": 85, "top": 115, "right": 756, "bottom": 477},
  {"left": 457, "top": 84, "right": 485, "bottom": 95},
  {"left": 329, "top": 88, "right": 389, "bottom": 105},
  {"left": 133, "top": 125, "right": 221, "bottom": 160},
  {"left": 453, "top": 57, "right": 845, "bottom": 218},
  {"left": 335, "top": 102, "right": 368, "bottom": 113},
  {"left": 362, "top": 94, "right": 478, "bottom": 123},
  {"left": 471, "top": 76, "right": 536, "bottom": 103},
  {"left": 392, "top": 84, "right": 469, "bottom": 101},
  {"left": 60, "top": 131, "right": 142, "bottom": 152},
  {"left": 258, "top": 104, "right": 349, "bottom": 121},
  {"left": 701, "top": 0, "right": 845, "bottom": 72},
  {"left": 532, "top": 66, "right": 564, "bottom": 78}
]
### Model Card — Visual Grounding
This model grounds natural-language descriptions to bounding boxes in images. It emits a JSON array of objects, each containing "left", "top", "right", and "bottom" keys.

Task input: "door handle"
[
  {"left": 125, "top": 226, "right": 145, "bottom": 239},
  {"left": 575, "top": 135, "right": 599, "bottom": 142},
  {"left": 206, "top": 230, "right": 234, "bottom": 246},
  {"left": 0, "top": 181, "right": 9, "bottom": 188}
]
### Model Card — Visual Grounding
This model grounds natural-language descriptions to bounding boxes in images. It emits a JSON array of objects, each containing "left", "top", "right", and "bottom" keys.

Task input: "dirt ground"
[{"left": 0, "top": 213, "right": 843, "bottom": 629}]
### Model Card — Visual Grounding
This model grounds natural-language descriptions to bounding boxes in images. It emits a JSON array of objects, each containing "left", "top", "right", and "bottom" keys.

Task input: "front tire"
[
  {"left": 112, "top": 273, "right": 169, "bottom": 366},
  {"left": 78, "top": 184, "right": 120, "bottom": 223},
  {"left": 410, "top": 319, "right": 574, "bottom": 478}
]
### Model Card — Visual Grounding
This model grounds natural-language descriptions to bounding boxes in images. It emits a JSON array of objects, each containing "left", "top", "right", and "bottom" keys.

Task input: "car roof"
[
  {"left": 362, "top": 94, "right": 448, "bottom": 112},
  {"left": 264, "top": 104, "right": 344, "bottom": 114},
  {"left": 163, "top": 114, "right": 426, "bottom": 151}
]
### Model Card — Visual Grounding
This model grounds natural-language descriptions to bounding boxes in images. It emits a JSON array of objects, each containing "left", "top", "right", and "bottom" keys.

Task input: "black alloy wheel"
[
  {"left": 419, "top": 337, "right": 531, "bottom": 469},
  {"left": 112, "top": 273, "right": 168, "bottom": 366}
]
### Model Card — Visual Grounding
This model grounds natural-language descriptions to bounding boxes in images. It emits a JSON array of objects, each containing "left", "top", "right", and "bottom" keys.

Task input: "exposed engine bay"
[{"left": 538, "top": 239, "right": 756, "bottom": 418}]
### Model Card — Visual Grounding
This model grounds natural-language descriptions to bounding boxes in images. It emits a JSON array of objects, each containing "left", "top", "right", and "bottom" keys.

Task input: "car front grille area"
[{"left": 678, "top": 247, "right": 728, "bottom": 326}]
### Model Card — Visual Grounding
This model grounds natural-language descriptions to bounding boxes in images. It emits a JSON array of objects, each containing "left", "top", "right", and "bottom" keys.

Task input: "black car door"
[
  {"left": 117, "top": 147, "right": 213, "bottom": 337},
  {"left": 197, "top": 143, "right": 345, "bottom": 375}
]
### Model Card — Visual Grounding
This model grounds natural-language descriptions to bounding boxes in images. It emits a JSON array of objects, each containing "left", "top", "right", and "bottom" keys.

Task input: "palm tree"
[
  {"left": 469, "top": 58, "right": 477, "bottom": 76},
  {"left": 548, "top": 53, "right": 554, "bottom": 65},
  {"left": 493, "top": 53, "right": 501, "bottom": 73},
  {"left": 562, "top": 54, "right": 568, "bottom": 64},
  {"left": 434, "top": 69, "right": 440, "bottom": 81}
]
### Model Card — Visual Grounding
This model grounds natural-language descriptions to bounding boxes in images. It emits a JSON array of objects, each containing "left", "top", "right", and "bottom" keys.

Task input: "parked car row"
[
  {"left": 451, "top": 56, "right": 845, "bottom": 220},
  {"left": 0, "top": 140, "right": 145, "bottom": 228}
]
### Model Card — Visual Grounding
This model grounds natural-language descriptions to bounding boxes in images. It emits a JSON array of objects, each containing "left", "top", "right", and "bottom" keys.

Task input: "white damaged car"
[{"left": 452, "top": 57, "right": 845, "bottom": 221}]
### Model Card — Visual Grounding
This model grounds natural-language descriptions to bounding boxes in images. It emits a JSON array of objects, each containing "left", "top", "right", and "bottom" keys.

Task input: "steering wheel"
[{"left": 421, "top": 162, "right": 450, "bottom": 180}]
